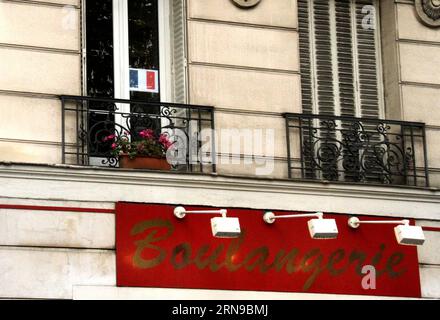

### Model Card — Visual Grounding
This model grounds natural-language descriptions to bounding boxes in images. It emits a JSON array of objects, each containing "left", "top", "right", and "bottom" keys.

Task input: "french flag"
[{"left": 130, "top": 68, "right": 159, "bottom": 93}]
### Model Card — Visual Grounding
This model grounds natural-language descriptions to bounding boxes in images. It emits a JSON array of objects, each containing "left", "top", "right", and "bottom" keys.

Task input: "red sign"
[{"left": 116, "top": 203, "right": 421, "bottom": 297}]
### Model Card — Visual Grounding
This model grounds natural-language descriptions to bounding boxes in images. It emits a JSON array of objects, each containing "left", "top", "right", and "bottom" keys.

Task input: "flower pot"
[{"left": 119, "top": 155, "right": 171, "bottom": 170}]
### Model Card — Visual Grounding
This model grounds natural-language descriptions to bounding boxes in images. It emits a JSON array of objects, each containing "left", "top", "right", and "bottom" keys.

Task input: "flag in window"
[{"left": 129, "top": 68, "right": 159, "bottom": 93}]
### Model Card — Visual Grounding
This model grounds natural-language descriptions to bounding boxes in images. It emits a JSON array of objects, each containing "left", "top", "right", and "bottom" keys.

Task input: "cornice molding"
[{"left": 0, "top": 163, "right": 438, "bottom": 195}]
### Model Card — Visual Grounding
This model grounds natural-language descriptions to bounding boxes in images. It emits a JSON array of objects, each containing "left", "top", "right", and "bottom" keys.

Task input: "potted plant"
[{"left": 103, "top": 129, "right": 173, "bottom": 170}]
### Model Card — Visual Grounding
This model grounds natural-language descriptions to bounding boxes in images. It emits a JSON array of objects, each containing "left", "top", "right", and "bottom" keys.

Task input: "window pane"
[
  {"left": 86, "top": 0, "right": 114, "bottom": 98},
  {"left": 86, "top": 0, "right": 115, "bottom": 159},
  {"left": 128, "top": 0, "right": 160, "bottom": 102}
]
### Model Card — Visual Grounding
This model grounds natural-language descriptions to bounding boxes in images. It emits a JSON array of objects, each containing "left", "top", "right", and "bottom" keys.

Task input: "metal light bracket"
[
  {"left": 263, "top": 211, "right": 324, "bottom": 224},
  {"left": 348, "top": 217, "right": 410, "bottom": 229},
  {"left": 174, "top": 206, "right": 227, "bottom": 219}
]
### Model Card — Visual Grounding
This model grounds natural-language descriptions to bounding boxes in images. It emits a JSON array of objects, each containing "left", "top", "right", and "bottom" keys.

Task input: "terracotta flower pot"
[{"left": 119, "top": 155, "right": 171, "bottom": 170}]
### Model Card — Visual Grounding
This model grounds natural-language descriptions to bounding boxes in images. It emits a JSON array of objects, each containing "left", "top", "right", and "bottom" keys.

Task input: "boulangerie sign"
[{"left": 116, "top": 203, "right": 421, "bottom": 297}]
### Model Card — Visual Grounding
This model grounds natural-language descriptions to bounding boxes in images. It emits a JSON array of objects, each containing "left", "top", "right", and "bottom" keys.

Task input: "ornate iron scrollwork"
[
  {"left": 60, "top": 96, "right": 216, "bottom": 174},
  {"left": 285, "top": 113, "right": 429, "bottom": 187}
]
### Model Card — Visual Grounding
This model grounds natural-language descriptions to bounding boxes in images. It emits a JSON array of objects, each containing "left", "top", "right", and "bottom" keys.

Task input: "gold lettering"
[
  {"left": 224, "top": 232, "right": 246, "bottom": 272},
  {"left": 192, "top": 244, "right": 226, "bottom": 272},
  {"left": 128, "top": 219, "right": 408, "bottom": 291},
  {"left": 208, "top": 244, "right": 226, "bottom": 272},
  {"left": 171, "top": 243, "right": 192, "bottom": 269},
  {"left": 386, "top": 252, "right": 407, "bottom": 278},
  {"left": 371, "top": 244, "right": 385, "bottom": 266},
  {"left": 300, "top": 249, "right": 324, "bottom": 291},
  {"left": 193, "top": 245, "right": 212, "bottom": 270},
  {"left": 327, "top": 249, "right": 346, "bottom": 276},
  {"left": 242, "top": 247, "right": 271, "bottom": 273},
  {"left": 131, "top": 219, "right": 174, "bottom": 269},
  {"left": 372, "top": 244, "right": 387, "bottom": 277},
  {"left": 349, "top": 250, "right": 367, "bottom": 276},
  {"left": 270, "top": 249, "right": 299, "bottom": 274}
]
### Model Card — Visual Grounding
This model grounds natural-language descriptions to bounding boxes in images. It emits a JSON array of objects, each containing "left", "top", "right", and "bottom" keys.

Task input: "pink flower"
[
  {"left": 159, "top": 134, "right": 173, "bottom": 150},
  {"left": 158, "top": 134, "right": 168, "bottom": 143},
  {"left": 139, "top": 129, "right": 154, "bottom": 139},
  {"left": 103, "top": 134, "right": 116, "bottom": 142},
  {"left": 111, "top": 143, "right": 117, "bottom": 150}
]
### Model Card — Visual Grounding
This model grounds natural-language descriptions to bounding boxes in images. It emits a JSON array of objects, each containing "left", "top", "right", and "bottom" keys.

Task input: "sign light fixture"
[
  {"left": 174, "top": 206, "right": 241, "bottom": 238},
  {"left": 263, "top": 211, "right": 339, "bottom": 239},
  {"left": 348, "top": 217, "right": 425, "bottom": 246}
]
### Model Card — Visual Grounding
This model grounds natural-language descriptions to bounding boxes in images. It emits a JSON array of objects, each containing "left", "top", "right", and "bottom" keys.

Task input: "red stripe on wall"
[
  {"left": 422, "top": 226, "right": 440, "bottom": 232},
  {"left": 0, "top": 204, "right": 115, "bottom": 214},
  {"left": 1, "top": 204, "right": 439, "bottom": 230}
]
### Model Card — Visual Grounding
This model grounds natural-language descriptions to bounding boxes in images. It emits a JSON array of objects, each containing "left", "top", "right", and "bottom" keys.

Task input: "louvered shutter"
[
  {"left": 315, "top": 0, "right": 337, "bottom": 116},
  {"left": 298, "top": 0, "right": 383, "bottom": 118},
  {"left": 354, "top": 0, "right": 381, "bottom": 118},
  {"left": 335, "top": 0, "right": 356, "bottom": 117},
  {"left": 298, "top": 0, "right": 383, "bottom": 182},
  {"left": 298, "top": 0, "right": 313, "bottom": 114},
  {"left": 171, "top": 0, "right": 187, "bottom": 103}
]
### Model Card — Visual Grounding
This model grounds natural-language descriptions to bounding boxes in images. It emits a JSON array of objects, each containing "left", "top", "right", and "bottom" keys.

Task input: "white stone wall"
[
  {"left": 0, "top": 0, "right": 80, "bottom": 164},
  {"left": 187, "top": 0, "right": 300, "bottom": 177},
  {"left": 382, "top": 0, "right": 440, "bottom": 185}
]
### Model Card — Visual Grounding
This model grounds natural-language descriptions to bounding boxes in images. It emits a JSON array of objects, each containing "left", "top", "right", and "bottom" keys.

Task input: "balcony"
[
  {"left": 284, "top": 113, "right": 429, "bottom": 187},
  {"left": 59, "top": 96, "right": 429, "bottom": 187},
  {"left": 60, "top": 95, "right": 216, "bottom": 174}
]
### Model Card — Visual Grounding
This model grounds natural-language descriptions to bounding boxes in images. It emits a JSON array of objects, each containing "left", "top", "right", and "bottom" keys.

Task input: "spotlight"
[
  {"left": 263, "top": 211, "right": 338, "bottom": 239},
  {"left": 348, "top": 217, "right": 425, "bottom": 246},
  {"left": 174, "top": 206, "right": 241, "bottom": 238}
]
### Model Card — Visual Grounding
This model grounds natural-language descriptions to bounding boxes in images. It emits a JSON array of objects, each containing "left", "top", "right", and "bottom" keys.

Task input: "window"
[
  {"left": 297, "top": 0, "right": 389, "bottom": 183},
  {"left": 85, "top": 0, "right": 187, "bottom": 103},
  {"left": 83, "top": 0, "right": 187, "bottom": 161},
  {"left": 298, "top": 0, "right": 384, "bottom": 118}
]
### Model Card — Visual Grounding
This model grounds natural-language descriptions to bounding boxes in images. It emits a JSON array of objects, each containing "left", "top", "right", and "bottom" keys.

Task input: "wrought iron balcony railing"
[
  {"left": 60, "top": 95, "right": 216, "bottom": 173},
  {"left": 284, "top": 113, "right": 429, "bottom": 187}
]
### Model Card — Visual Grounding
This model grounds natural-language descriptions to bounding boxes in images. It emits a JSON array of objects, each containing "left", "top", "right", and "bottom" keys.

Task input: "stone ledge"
[{"left": 0, "top": 163, "right": 439, "bottom": 220}]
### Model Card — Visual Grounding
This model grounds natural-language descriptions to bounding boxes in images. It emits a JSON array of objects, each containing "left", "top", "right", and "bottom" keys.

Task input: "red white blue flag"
[{"left": 129, "top": 68, "right": 159, "bottom": 93}]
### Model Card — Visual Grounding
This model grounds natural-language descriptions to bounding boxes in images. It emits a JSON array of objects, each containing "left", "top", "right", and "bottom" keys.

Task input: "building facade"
[{"left": 0, "top": 0, "right": 439, "bottom": 299}]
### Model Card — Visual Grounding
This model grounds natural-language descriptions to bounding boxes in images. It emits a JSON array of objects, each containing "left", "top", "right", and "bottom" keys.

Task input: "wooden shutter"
[
  {"left": 335, "top": 0, "right": 356, "bottom": 117},
  {"left": 354, "top": 0, "right": 381, "bottom": 118},
  {"left": 298, "top": 0, "right": 314, "bottom": 115},
  {"left": 298, "top": 0, "right": 383, "bottom": 118},
  {"left": 298, "top": 0, "right": 384, "bottom": 182},
  {"left": 171, "top": 0, "right": 187, "bottom": 104}
]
